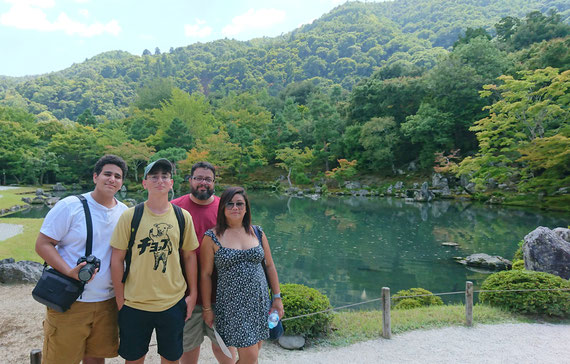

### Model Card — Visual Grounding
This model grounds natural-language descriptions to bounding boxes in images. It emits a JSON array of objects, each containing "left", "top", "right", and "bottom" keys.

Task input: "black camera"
[{"left": 76, "top": 255, "right": 101, "bottom": 283}]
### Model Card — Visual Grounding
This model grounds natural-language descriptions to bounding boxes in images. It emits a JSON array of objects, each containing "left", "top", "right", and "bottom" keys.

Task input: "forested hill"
[{"left": 1, "top": 0, "right": 568, "bottom": 121}]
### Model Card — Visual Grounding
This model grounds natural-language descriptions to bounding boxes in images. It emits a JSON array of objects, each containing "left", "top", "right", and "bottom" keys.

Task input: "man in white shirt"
[{"left": 35, "top": 154, "right": 129, "bottom": 364}]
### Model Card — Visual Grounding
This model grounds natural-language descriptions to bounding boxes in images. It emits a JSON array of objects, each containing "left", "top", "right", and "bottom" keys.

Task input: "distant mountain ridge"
[{"left": 1, "top": 0, "right": 567, "bottom": 120}]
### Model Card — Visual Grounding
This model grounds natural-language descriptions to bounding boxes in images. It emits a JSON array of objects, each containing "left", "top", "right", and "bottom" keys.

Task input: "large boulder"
[
  {"left": 0, "top": 258, "right": 43, "bottom": 283},
  {"left": 455, "top": 253, "right": 512, "bottom": 270},
  {"left": 414, "top": 182, "right": 434, "bottom": 202},
  {"left": 523, "top": 227, "right": 570, "bottom": 279}
]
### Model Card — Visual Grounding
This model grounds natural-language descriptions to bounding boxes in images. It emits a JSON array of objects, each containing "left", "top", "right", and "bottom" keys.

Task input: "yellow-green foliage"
[
  {"left": 281, "top": 283, "right": 332, "bottom": 337},
  {"left": 479, "top": 270, "right": 570, "bottom": 317},
  {"left": 392, "top": 287, "right": 444, "bottom": 309},
  {"left": 512, "top": 260, "right": 525, "bottom": 270}
]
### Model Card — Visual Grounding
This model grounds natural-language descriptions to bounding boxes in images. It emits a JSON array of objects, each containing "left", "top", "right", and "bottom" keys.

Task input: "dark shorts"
[{"left": 118, "top": 298, "right": 186, "bottom": 361}]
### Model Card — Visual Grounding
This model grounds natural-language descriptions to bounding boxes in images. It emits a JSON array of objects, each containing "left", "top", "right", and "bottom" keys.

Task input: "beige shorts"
[
  {"left": 183, "top": 305, "right": 217, "bottom": 351},
  {"left": 42, "top": 298, "right": 118, "bottom": 364}
]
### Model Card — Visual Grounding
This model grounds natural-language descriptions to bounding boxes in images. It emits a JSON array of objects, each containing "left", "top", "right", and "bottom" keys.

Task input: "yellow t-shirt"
[{"left": 111, "top": 203, "right": 199, "bottom": 311}]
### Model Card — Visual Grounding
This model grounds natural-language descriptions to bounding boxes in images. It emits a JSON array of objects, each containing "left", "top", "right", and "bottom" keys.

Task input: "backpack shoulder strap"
[
  {"left": 76, "top": 195, "right": 93, "bottom": 257},
  {"left": 172, "top": 203, "right": 185, "bottom": 248},
  {"left": 122, "top": 202, "right": 144, "bottom": 283}
]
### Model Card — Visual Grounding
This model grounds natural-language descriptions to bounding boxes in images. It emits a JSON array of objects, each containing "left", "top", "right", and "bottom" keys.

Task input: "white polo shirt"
[{"left": 40, "top": 192, "right": 128, "bottom": 302}]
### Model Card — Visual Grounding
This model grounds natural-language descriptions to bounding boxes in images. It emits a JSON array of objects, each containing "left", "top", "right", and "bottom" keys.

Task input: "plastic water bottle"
[{"left": 268, "top": 310, "right": 279, "bottom": 329}]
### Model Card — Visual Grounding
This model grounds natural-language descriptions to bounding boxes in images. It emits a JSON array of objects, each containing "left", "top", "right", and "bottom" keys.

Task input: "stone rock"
[
  {"left": 432, "top": 173, "right": 449, "bottom": 189},
  {"left": 352, "top": 189, "right": 369, "bottom": 196},
  {"left": 553, "top": 227, "right": 570, "bottom": 242},
  {"left": 21, "top": 197, "right": 32, "bottom": 204},
  {"left": 414, "top": 182, "right": 434, "bottom": 202},
  {"left": 278, "top": 335, "right": 305, "bottom": 350},
  {"left": 486, "top": 178, "right": 498, "bottom": 190},
  {"left": 455, "top": 253, "right": 512, "bottom": 270},
  {"left": 464, "top": 183, "right": 476, "bottom": 194},
  {"left": 0, "top": 259, "right": 43, "bottom": 284},
  {"left": 386, "top": 185, "right": 393, "bottom": 195},
  {"left": 394, "top": 181, "right": 404, "bottom": 190},
  {"left": 412, "top": 183, "right": 419, "bottom": 189},
  {"left": 344, "top": 181, "right": 361, "bottom": 189},
  {"left": 31, "top": 196, "right": 47, "bottom": 204},
  {"left": 523, "top": 227, "right": 570, "bottom": 279},
  {"left": 286, "top": 187, "right": 300, "bottom": 195},
  {"left": 46, "top": 197, "right": 60, "bottom": 206},
  {"left": 52, "top": 182, "right": 66, "bottom": 191},
  {"left": 441, "top": 242, "right": 459, "bottom": 247},
  {"left": 35, "top": 188, "right": 45, "bottom": 196},
  {"left": 407, "top": 161, "right": 417, "bottom": 171}
]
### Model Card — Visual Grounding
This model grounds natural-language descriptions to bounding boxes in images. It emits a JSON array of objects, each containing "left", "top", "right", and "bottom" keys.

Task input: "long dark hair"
[{"left": 215, "top": 186, "right": 252, "bottom": 236}]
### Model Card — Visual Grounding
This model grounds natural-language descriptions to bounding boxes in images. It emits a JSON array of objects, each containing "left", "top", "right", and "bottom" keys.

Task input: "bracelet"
[
  {"left": 203, "top": 306, "right": 212, "bottom": 311},
  {"left": 272, "top": 293, "right": 281, "bottom": 299}
]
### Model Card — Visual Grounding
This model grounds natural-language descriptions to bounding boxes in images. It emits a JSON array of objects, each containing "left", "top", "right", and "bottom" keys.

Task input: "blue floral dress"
[{"left": 205, "top": 227, "right": 270, "bottom": 347}]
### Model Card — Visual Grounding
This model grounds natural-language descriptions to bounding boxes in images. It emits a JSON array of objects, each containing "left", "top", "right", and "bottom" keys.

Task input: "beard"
[{"left": 191, "top": 185, "right": 214, "bottom": 200}]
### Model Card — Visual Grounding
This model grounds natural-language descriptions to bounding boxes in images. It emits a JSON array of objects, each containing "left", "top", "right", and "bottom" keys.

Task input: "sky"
[{"left": 0, "top": 0, "right": 385, "bottom": 77}]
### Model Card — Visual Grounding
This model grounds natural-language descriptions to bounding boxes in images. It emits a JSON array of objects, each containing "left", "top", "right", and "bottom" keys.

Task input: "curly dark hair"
[{"left": 94, "top": 155, "right": 128, "bottom": 179}]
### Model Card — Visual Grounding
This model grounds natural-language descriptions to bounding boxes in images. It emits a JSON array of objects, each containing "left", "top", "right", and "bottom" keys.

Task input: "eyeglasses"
[
  {"left": 225, "top": 202, "right": 245, "bottom": 210},
  {"left": 147, "top": 174, "right": 171, "bottom": 182},
  {"left": 192, "top": 176, "right": 214, "bottom": 184}
]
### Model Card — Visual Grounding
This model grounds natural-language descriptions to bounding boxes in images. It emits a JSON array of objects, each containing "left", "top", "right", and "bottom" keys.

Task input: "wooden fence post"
[
  {"left": 30, "top": 349, "right": 41, "bottom": 364},
  {"left": 465, "top": 281, "right": 473, "bottom": 327},
  {"left": 382, "top": 287, "right": 391, "bottom": 339}
]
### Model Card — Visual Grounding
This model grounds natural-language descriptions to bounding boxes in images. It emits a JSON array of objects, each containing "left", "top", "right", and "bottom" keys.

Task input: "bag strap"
[
  {"left": 172, "top": 203, "right": 185, "bottom": 248},
  {"left": 253, "top": 225, "right": 271, "bottom": 289},
  {"left": 122, "top": 202, "right": 145, "bottom": 283},
  {"left": 76, "top": 195, "right": 93, "bottom": 257}
]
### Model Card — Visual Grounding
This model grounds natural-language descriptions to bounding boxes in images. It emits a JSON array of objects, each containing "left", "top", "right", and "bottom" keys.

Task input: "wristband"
[
  {"left": 272, "top": 293, "right": 281, "bottom": 299},
  {"left": 203, "top": 306, "right": 212, "bottom": 311}
]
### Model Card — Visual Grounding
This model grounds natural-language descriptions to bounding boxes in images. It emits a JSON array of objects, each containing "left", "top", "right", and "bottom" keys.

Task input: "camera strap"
[{"left": 76, "top": 195, "right": 94, "bottom": 256}]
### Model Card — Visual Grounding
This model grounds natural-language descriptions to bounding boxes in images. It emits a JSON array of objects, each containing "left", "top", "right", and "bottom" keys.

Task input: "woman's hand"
[
  {"left": 271, "top": 298, "right": 284, "bottom": 319},
  {"left": 203, "top": 307, "right": 215, "bottom": 328}
]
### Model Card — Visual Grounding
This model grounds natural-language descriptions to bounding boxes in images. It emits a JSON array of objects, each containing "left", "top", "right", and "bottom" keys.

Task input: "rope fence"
[
  {"left": 29, "top": 284, "right": 570, "bottom": 363},
  {"left": 278, "top": 283, "right": 570, "bottom": 340}
]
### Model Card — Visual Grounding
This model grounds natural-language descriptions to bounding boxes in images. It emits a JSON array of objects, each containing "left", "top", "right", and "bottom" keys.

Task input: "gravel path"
[{"left": 1, "top": 284, "right": 568, "bottom": 364}]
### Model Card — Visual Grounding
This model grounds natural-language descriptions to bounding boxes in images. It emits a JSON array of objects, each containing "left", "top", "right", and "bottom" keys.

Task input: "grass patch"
[
  {"left": 324, "top": 304, "right": 527, "bottom": 346},
  {"left": 0, "top": 217, "right": 43, "bottom": 262},
  {"left": 0, "top": 187, "right": 36, "bottom": 211}
]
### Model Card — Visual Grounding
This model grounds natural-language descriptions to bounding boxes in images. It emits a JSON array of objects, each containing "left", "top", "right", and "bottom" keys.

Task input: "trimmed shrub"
[
  {"left": 392, "top": 288, "right": 444, "bottom": 309},
  {"left": 479, "top": 270, "right": 570, "bottom": 317},
  {"left": 281, "top": 283, "right": 332, "bottom": 337},
  {"left": 512, "top": 260, "right": 525, "bottom": 270}
]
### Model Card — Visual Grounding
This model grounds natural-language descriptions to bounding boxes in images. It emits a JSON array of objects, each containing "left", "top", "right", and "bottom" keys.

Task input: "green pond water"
[{"left": 9, "top": 191, "right": 569, "bottom": 309}]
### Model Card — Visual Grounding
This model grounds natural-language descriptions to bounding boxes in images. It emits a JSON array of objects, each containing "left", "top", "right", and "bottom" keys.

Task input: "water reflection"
[{"left": 248, "top": 193, "right": 568, "bottom": 308}]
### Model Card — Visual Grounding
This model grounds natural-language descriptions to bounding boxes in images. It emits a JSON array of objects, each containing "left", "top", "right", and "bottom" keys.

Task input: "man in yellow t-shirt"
[{"left": 111, "top": 158, "right": 199, "bottom": 364}]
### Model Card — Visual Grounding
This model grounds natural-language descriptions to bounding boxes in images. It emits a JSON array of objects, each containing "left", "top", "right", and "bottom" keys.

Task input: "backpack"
[{"left": 121, "top": 202, "right": 185, "bottom": 283}]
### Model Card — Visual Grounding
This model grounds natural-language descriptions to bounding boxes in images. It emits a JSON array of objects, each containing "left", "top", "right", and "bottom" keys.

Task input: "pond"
[{"left": 8, "top": 191, "right": 569, "bottom": 309}]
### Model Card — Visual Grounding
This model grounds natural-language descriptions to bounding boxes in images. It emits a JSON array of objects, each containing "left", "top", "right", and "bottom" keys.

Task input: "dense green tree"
[
  {"left": 359, "top": 117, "right": 401, "bottom": 171},
  {"left": 76, "top": 108, "right": 97, "bottom": 126},
  {"left": 160, "top": 118, "right": 194, "bottom": 151},
  {"left": 133, "top": 78, "right": 174, "bottom": 110}
]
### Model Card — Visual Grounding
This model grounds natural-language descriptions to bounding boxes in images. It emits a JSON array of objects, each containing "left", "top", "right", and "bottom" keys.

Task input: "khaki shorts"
[
  {"left": 42, "top": 298, "right": 118, "bottom": 364},
  {"left": 183, "top": 305, "right": 217, "bottom": 351}
]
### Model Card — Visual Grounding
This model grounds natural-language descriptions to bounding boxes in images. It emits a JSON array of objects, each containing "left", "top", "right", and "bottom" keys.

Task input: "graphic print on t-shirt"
[{"left": 137, "top": 223, "right": 174, "bottom": 273}]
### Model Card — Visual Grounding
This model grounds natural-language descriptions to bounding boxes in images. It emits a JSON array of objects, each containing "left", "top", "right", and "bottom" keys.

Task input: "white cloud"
[
  {"left": 78, "top": 9, "right": 89, "bottom": 18},
  {"left": 222, "top": 8, "right": 286, "bottom": 38},
  {"left": 184, "top": 19, "right": 212, "bottom": 38},
  {"left": 0, "top": 1, "right": 120, "bottom": 37}
]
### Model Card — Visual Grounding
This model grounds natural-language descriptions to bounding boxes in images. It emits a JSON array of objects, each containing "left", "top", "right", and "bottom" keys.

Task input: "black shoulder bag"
[
  {"left": 32, "top": 195, "right": 92, "bottom": 312},
  {"left": 253, "top": 225, "right": 284, "bottom": 340}
]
